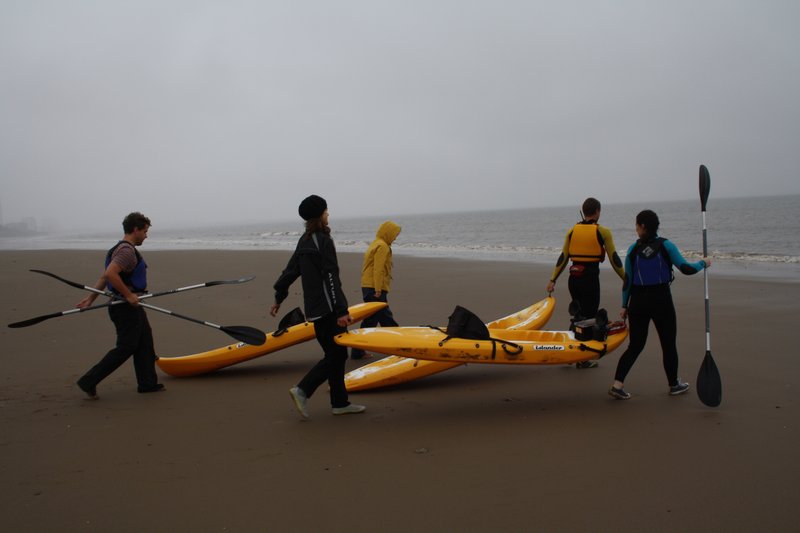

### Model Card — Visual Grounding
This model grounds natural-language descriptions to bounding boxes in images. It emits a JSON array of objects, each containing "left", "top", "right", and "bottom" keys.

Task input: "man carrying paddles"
[
  {"left": 546, "top": 197, "right": 626, "bottom": 368},
  {"left": 76, "top": 212, "right": 164, "bottom": 398}
]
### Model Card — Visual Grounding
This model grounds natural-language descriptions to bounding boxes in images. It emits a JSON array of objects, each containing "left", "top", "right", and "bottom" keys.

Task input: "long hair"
[{"left": 303, "top": 217, "right": 331, "bottom": 240}]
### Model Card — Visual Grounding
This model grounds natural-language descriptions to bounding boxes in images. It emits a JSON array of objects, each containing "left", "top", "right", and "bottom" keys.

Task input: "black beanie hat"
[{"left": 298, "top": 195, "right": 327, "bottom": 220}]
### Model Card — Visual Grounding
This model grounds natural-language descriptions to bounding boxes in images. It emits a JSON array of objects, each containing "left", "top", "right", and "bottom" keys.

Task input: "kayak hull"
[
  {"left": 157, "top": 302, "right": 387, "bottom": 377},
  {"left": 344, "top": 297, "right": 555, "bottom": 391},
  {"left": 336, "top": 325, "right": 627, "bottom": 366}
]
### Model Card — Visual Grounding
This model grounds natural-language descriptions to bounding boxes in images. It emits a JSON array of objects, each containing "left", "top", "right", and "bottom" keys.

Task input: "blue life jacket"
[
  {"left": 631, "top": 237, "right": 673, "bottom": 286},
  {"left": 105, "top": 241, "right": 147, "bottom": 293}
]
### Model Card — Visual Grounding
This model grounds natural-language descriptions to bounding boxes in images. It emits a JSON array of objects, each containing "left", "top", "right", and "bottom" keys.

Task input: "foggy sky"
[{"left": 1, "top": 0, "right": 799, "bottom": 231}]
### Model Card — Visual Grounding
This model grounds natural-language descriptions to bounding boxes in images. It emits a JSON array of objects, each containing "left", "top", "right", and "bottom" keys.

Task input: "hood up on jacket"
[{"left": 376, "top": 221, "right": 401, "bottom": 245}]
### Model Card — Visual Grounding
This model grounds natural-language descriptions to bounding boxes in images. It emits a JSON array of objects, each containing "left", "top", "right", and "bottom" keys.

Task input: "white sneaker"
[
  {"left": 289, "top": 387, "right": 309, "bottom": 418},
  {"left": 332, "top": 403, "right": 366, "bottom": 415}
]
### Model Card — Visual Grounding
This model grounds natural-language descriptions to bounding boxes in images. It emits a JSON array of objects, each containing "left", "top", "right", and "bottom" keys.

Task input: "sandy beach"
[{"left": 1, "top": 249, "right": 798, "bottom": 532}]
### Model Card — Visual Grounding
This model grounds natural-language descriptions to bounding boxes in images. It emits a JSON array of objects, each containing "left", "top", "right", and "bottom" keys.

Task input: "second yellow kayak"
[
  {"left": 344, "top": 297, "right": 555, "bottom": 391},
  {"left": 336, "top": 323, "right": 628, "bottom": 366}
]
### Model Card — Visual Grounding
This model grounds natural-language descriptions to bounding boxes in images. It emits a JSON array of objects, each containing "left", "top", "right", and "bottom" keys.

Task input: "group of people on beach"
[
  {"left": 545, "top": 197, "right": 711, "bottom": 400},
  {"left": 74, "top": 195, "right": 711, "bottom": 417}
]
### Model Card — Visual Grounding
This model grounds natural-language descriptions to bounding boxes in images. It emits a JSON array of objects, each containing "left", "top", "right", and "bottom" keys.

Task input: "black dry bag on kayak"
[
  {"left": 444, "top": 305, "right": 491, "bottom": 341},
  {"left": 274, "top": 307, "right": 306, "bottom": 337},
  {"left": 437, "top": 305, "right": 522, "bottom": 357}
]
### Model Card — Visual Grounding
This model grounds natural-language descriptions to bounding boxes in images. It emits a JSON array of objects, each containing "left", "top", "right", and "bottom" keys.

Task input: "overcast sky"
[{"left": 1, "top": 1, "right": 798, "bottom": 231}]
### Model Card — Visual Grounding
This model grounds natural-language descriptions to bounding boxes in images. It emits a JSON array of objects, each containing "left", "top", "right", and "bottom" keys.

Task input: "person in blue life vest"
[
  {"left": 76, "top": 212, "right": 164, "bottom": 399},
  {"left": 608, "top": 209, "right": 711, "bottom": 400},
  {"left": 270, "top": 195, "right": 366, "bottom": 418},
  {"left": 350, "top": 220, "right": 402, "bottom": 360},
  {"left": 546, "top": 197, "right": 626, "bottom": 368}
]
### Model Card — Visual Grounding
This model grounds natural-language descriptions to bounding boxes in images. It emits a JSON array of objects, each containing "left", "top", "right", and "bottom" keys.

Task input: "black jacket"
[{"left": 273, "top": 231, "right": 349, "bottom": 320}]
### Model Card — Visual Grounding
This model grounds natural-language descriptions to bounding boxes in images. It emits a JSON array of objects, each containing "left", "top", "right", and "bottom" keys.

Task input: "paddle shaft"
[
  {"left": 8, "top": 299, "right": 141, "bottom": 328},
  {"left": 48, "top": 274, "right": 241, "bottom": 332},
  {"left": 699, "top": 165, "right": 711, "bottom": 351},
  {"left": 702, "top": 209, "right": 711, "bottom": 351},
  {"left": 30, "top": 269, "right": 253, "bottom": 301},
  {"left": 139, "top": 301, "right": 225, "bottom": 329},
  {"left": 15, "top": 271, "right": 265, "bottom": 344},
  {"left": 131, "top": 302, "right": 265, "bottom": 345},
  {"left": 8, "top": 278, "right": 255, "bottom": 328}
]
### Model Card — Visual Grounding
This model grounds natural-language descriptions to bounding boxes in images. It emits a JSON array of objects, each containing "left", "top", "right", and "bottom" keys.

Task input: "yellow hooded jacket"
[{"left": 360, "top": 221, "right": 401, "bottom": 292}]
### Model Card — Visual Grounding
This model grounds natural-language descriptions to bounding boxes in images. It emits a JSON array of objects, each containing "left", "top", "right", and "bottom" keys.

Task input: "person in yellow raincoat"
[{"left": 351, "top": 220, "right": 401, "bottom": 360}]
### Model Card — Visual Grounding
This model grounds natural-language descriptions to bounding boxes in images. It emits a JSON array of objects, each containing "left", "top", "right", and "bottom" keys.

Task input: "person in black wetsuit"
[
  {"left": 608, "top": 209, "right": 711, "bottom": 400},
  {"left": 547, "top": 198, "right": 626, "bottom": 368}
]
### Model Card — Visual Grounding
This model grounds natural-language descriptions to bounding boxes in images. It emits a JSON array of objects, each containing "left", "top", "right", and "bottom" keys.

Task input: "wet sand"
[{"left": 1, "top": 249, "right": 798, "bottom": 532}]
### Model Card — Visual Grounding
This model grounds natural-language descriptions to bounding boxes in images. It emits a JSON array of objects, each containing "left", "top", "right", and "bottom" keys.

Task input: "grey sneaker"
[
  {"left": 289, "top": 386, "right": 309, "bottom": 418},
  {"left": 332, "top": 403, "right": 366, "bottom": 415},
  {"left": 576, "top": 360, "right": 599, "bottom": 369},
  {"left": 669, "top": 381, "right": 690, "bottom": 396},
  {"left": 608, "top": 386, "right": 631, "bottom": 400}
]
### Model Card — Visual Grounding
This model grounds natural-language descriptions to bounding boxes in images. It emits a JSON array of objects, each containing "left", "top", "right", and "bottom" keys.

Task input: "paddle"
[
  {"left": 135, "top": 302, "right": 266, "bottom": 346},
  {"left": 696, "top": 164, "right": 722, "bottom": 407},
  {"left": 8, "top": 274, "right": 256, "bottom": 328},
  {"left": 30, "top": 269, "right": 255, "bottom": 300},
  {"left": 11, "top": 271, "right": 266, "bottom": 345},
  {"left": 9, "top": 300, "right": 133, "bottom": 328}
]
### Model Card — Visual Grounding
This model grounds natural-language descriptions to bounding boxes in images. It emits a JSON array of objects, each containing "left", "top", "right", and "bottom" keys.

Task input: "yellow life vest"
[{"left": 568, "top": 223, "right": 604, "bottom": 262}]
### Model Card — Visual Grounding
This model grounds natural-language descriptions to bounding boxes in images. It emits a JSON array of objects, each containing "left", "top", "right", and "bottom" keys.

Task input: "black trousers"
[
  {"left": 613, "top": 284, "right": 680, "bottom": 387},
  {"left": 568, "top": 269, "right": 601, "bottom": 319},
  {"left": 360, "top": 288, "right": 399, "bottom": 328},
  {"left": 78, "top": 304, "right": 158, "bottom": 390},
  {"left": 298, "top": 313, "right": 350, "bottom": 408},
  {"left": 351, "top": 288, "right": 398, "bottom": 358}
]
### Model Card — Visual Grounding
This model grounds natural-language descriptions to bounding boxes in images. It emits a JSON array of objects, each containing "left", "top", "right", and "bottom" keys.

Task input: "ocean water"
[{"left": 3, "top": 195, "right": 798, "bottom": 281}]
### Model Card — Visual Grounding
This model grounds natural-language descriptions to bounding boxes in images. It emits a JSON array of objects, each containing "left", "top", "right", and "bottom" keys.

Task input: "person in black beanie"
[{"left": 270, "top": 195, "right": 366, "bottom": 418}]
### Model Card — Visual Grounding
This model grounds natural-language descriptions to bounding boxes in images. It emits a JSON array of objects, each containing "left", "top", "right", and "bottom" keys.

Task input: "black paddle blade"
[
  {"left": 221, "top": 325, "right": 267, "bottom": 346},
  {"left": 30, "top": 269, "right": 89, "bottom": 290},
  {"left": 699, "top": 165, "right": 711, "bottom": 211},
  {"left": 206, "top": 276, "right": 256, "bottom": 287},
  {"left": 697, "top": 350, "right": 722, "bottom": 407},
  {"left": 8, "top": 302, "right": 112, "bottom": 328},
  {"left": 8, "top": 313, "right": 61, "bottom": 328}
]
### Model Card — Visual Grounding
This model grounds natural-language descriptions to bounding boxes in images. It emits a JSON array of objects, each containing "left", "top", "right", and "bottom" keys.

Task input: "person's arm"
[
  {"left": 663, "top": 240, "right": 710, "bottom": 275},
  {"left": 372, "top": 242, "right": 389, "bottom": 297},
  {"left": 270, "top": 250, "right": 301, "bottom": 316},
  {"left": 599, "top": 226, "right": 626, "bottom": 280},
  {"left": 318, "top": 235, "right": 350, "bottom": 319},
  {"left": 620, "top": 244, "right": 635, "bottom": 319},
  {"left": 77, "top": 253, "right": 139, "bottom": 308},
  {"left": 105, "top": 262, "right": 139, "bottom": 306},
  {"left": 76, "top": 276, "right": 108, "bottom": 308},
  {"left": 546, "top": 230, "right": 572, "bottom": 293}
]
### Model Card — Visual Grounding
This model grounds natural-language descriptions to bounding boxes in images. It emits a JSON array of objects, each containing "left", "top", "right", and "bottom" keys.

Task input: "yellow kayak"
[
  {"left": 336, "top": 323, "right": 627, "bottom": 365},
  {"left": 344, "top": 297, "right": 555, "bottom": 391},
  {"left": 157, "top": 302, "right": 387, "bottom": 377}
]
